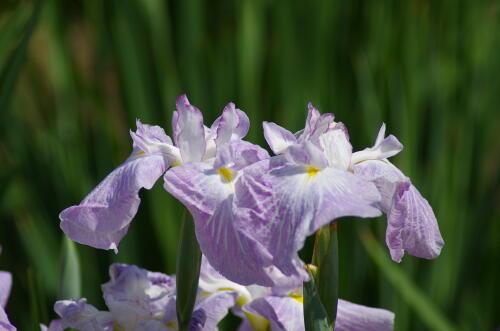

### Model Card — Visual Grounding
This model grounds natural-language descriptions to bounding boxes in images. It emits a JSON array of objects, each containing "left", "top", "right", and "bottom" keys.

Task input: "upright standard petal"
[
  {"left": 175, "top": 95, "right": 206, "bottom": 162},
  {"left": 335, "top": 299, "right": 394, "bottom": 331},
  {"left": 262, "top": 122, "right": 297, "bottom": 155},
  {"left": 264, "top": 164, "right": 381, "bottom": 276},
  {"left": 0, "top": 271, "right": 12, "bottom": 308},
  {"left": 59, "top": 153, "right": 168, "bottom": 251},
  {"left": 351, "top": 123, "right": 403, "bottom": 165},
  {"left": 354, "top": 160, "right": 444, "bottom": 262},
  {"left": 215, "top": 103, "right": 250, "bottom": 147}
]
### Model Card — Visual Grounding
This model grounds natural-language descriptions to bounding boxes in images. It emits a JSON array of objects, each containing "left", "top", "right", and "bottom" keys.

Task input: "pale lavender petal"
[
  {"left": 136, "top": 320, "right": 170, "bottom": 330},
  {"left": 300, "top": 103, "right": 321, "bottom": 141},
  {"left": 40, "top": 320, "right": 63, "bottom": 331},
  {"left": 175, "top": 94, "right": 206, "bottom": 162},
  {"left": 0, "top": 271, "right": 12, "bottom": 308},
  {"left": 266, "top": 165, "right": 381, "bottom": 275},
  {"left": 213, "top": 141, "right": 269, "bottom": 171},
  {"left": 215, "top": 103, "right": 250, "bottom": 147},
  {"left": 102, "top": 264, "right": 176, "bottom": 325},
  {"left": 262, "top": 122, "right": 297, "bottom": 154},
  {"left": 319, "top": 129, "right": 352, "bottom": 170},
  {"left": 0, "top": 307, "right": 16, "bottom": 331},
  {"left": 54, "top": 299, "right": 114, "bottom": 331},
  {"left": 189, "top": 291, "right": 237, "bottom": 331},
  {"left": 196, "top": 198, "right": 274, "bottom": 286},
  {"left": 244, "top": 295, "right": 303, "bottom": 331},
  {"left": 284, "top": 142, "right": 328, "bottom": 169},
  {"left": 164, "top": 162, "right": 275, "bottom": 286},
  {"left": 354, "top": 160, "right": 443, "bottom": 262},
  {"left": 308, "top": 113, "right": 335, "bottom": 143},
  {"left": 336, "top": 299, "right": 394, "bottom": 331},
  {"left": 131, "top": 119, "right": 173, "bottom": 149},
  {"left": 386, "top": 182, "right": 444, "bottom": 262},
  {"left": 351, "top": 123, "right": 403, "bottom": 165},
  {"left": 60, "top": 154, "right": 167, "bottom": 251}
]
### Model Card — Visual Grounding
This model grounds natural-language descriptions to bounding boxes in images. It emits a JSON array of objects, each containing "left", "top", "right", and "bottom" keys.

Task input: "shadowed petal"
[
  {"left": 54, "top": 299, "right": 114, "bottom": 331},
  {"left": 0, "top": 307, "right": 16, "bottom": 331},
  {"left": 336, "top": 299, "right": 394, "bottom": 331},
  {"left": 262, "top": 122, "right": 297, "bottom": 154},
  {"left": 189, "top": 291, "right": 237, "bottom": 331},
  {"left": 0, "top": 272, "right": 12, "bottom": 308}
]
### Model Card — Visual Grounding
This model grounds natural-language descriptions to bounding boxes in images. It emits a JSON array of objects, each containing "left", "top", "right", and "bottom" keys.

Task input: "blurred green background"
[{"left": 0, "top": 0, "right": 499, "bottom": 330}]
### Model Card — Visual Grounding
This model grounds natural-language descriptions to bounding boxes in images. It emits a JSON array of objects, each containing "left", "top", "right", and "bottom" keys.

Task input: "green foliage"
[{"left": 0, "top": 0, "right": 498, "bottom": 330}]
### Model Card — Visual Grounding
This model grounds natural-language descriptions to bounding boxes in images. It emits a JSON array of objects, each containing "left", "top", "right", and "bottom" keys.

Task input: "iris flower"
[
  {"left": 0, "top": 270, "right": 15, "bottom": 331},
  {"left": 59, "top": 95, "right": 251, "bottom": 252},
  {"left": 259, "top": 103, "right": 443, "bottom": 273},
  {"left": 50, "top": 263, "right": 236, "bottom": 331},
  {"left": 198, "top": 257, "right": 395, "bottom": 331},
  {"left": 256, "top": 104, "right": 382, "bottom": 276}
]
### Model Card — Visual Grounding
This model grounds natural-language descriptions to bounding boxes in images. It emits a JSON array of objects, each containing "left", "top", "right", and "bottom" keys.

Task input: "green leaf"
[
  {"left": 314, "top": 223, "right": 339, "bottom": 327},
  {"left": 359, "top": 228, "right": 457, "bottom": 331},
  {"left": 0, "top": 0, "right": 42, "bottom": 111},
  {"left": 303, "top": 266, "right": 333, "bottom": 331},
  {"left": 58, "top": 236, "right": 81, "bottom": 299},
  {"left": 176, "top": 209, "right": 202, "bottom": 331}
]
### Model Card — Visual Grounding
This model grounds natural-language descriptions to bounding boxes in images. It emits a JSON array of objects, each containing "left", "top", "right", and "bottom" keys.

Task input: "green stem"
[{"left": 176, "top": 210, "right": 202, "bottom": 331}]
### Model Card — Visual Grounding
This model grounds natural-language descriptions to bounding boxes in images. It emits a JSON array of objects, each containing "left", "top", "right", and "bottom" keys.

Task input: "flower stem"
[{"left": 176, "top": 209, "right": 202, "bottom": 331}]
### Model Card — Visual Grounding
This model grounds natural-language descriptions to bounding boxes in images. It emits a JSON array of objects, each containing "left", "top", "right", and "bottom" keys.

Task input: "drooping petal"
[
  {"left": 164, "top": 160, "right": 275, "bottom": 286},
  {"left": 351, "top": 123, "right": 403, "bottom": 165},
  {"left": 0, "top": 271, "right": 12, "bottom": 308},
  {"left": 386, "top": 182, "right": 444, "bottom": 262},
  {"left": 243, "top": 295, "right": 303, "bottom": 331},
  {"left": 354, "top": 160, "right": 444, "bottom": 262},
  {"left": 236, "top": 320, "right": 254, "bottom": 331},
  {"left": 59, "top": 153, "right": 168, "bottom": 251},
  {"left": 54, "top": 299, "right": 114, "bottom": 331},
  {"left": 189, "top": 291, "right": 238, "bottom": 331},
  {"left": 175, "top": 94, "right": 206, "bottom": 162},
  {"left": 262, "top": 122, "right": 297, "bottom": 154},
  {"left": 215, "top": 103, "right": 250, "bottom": 147},
  {"left": 319, "top": 129, "right": 352, "bottom": 171},
  {"left": 265, "top": 165, "right": 381, "bottom": 275},
  {"left": 336, "top": 299, "right": 394, "bottom": 331}
]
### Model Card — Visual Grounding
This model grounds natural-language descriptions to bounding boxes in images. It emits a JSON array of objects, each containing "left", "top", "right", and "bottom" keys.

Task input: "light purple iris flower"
[
  {"left": 0, "top": 271, "right": 15, "bottom": 331},
  {"left": 52, "top": 263, "right": 236, "bottom": 331},
  {"left": 198, "top": 257, "right": 395, "bottom": 331},
  {"left": 59, "top": 95, "right": 250, "bottom": 252},
  {"left": 257, "top": 104, "right": 382, "bottom": 277},
  {"left": 351, "top": 124, "right": 444, "bottom": 262}
]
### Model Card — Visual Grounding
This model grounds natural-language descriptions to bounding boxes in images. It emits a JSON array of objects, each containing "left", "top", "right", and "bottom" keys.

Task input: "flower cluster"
[
  {"left": 0, "top": 95, "right": 444, "bottom": 330},
  {"left": 44, "top": 258, "right": 394, "bottom": 331}
]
